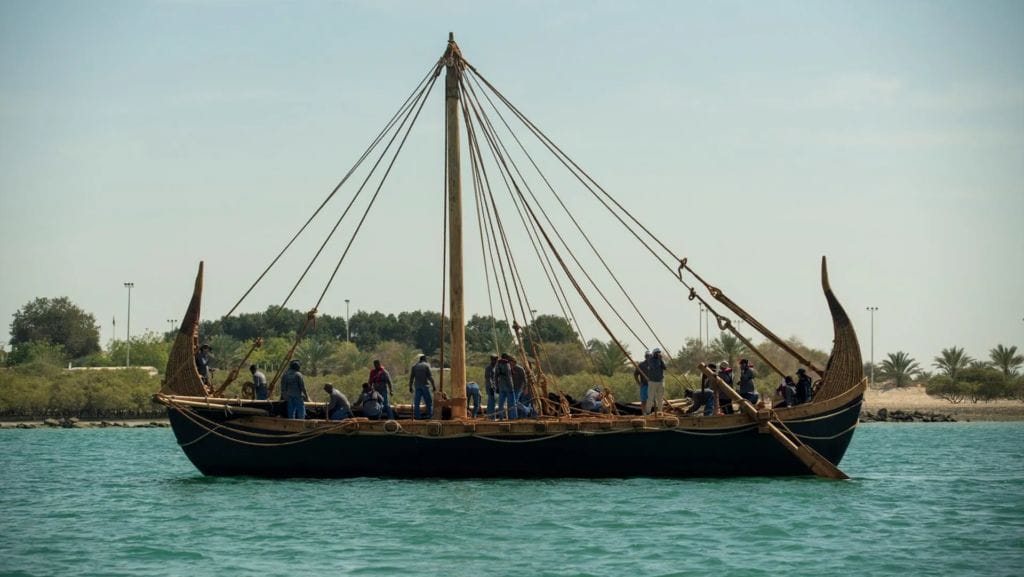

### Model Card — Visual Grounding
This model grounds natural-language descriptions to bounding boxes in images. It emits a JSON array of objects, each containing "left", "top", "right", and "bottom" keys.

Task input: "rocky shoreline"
[
  {"left": 1, "top": 417, "right": 170, "bottom": 429},
  {"left": 860, "top": 408, "right": 956, "bottom": 423}
]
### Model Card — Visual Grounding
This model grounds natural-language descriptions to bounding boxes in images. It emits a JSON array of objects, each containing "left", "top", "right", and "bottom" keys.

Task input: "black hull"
[{"left": 166, "top": 394, "right": 862, "bottom": 479}]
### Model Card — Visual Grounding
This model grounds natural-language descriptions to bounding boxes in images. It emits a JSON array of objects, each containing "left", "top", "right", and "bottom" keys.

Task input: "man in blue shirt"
[
  {"left": 409, "top": 355, "right": 436, "bottom": 420},
  {"left": 280, "top": 360, "right": 309, "bottom": 419}
]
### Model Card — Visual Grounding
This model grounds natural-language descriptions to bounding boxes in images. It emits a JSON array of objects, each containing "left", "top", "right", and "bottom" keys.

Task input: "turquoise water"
[{"left": 1, "top": 423, "right": 1022, "bottom": 577}]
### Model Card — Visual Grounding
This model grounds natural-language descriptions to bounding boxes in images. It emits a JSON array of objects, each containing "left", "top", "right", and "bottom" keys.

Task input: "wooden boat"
[{"left": 154, "top": 35, "right": 866, "bottom": 479}]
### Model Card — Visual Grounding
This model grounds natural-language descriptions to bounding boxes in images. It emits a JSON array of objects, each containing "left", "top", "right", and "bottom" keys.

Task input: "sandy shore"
[{"left": 864, "top": 385, "right": 1024, "bottom": 421}]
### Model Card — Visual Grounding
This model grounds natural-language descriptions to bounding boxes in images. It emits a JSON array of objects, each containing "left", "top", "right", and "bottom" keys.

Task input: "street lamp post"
[
  {"left": 167, "top": 319, "right": 177, "bottom": 335},
  {"left": 124, "top": 282, "right": 134, "bottom": 367},
  {"left": 698, "top": 303, "right": 705, "bottom": 350},
  {"left": 866, "top": 306, "right": 878, "bottom": 386},
  {"left": 345, "top": 299, "right": 351, "bottom": 342}
]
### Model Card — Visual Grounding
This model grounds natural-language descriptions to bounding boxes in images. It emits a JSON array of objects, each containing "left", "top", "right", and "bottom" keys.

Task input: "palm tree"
[
  {"left": 587, "top": 339, "right": 629, "bottom": 376},
  {"left": 989, "top": 344, "right": 1023, "bottom": 377},
  {"left": 933, "top": 346, "right": 974, "bottom": 383},
  {"left": 711, "top": 333, "right": 747, "bottom": 369},
  {"left": 879, "top": 351, "right": 920, "bottom": 388},
  {"left": 296, "top": 336, "right": 335, "bottom": 376}
]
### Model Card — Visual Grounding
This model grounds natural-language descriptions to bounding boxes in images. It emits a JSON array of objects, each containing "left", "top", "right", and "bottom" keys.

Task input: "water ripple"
[{"left": 1, "top": 423, "right": 1023, "bottom": 576}]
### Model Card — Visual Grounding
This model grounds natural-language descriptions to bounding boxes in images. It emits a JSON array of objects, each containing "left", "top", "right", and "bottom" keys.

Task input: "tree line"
[
  {"left": 3, "top": 296, "right": 1021, "bottom": 418},
  {"left": 872, "top": 345, "right": 1024, "bottom": 403}
]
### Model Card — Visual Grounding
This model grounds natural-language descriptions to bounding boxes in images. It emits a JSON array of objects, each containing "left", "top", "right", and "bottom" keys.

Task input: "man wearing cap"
[
  {"left": 195, "top": 344, "right": 212, "bottom": 388},
  {"left": 738, "top": 359, "right": 759, "bottom": 405},
  {"left": 323, "top": 383, "right": 352, "bottom": 421},
  {"left": 795, "top": 368, "right": 813, "bottom": 405},
  {"left": 280, "top": 359, "right": 309, "bottom": 419},
  {"left": 643, "top": 348, "right": 667, "bottom": 415},
  {"left": 717, "top": 361, "right": 735, "bottom": 414},
  {"left": 369, "top": 360, "right": 394, "bottom": 420},
  {"left": 409, "top": 355, "right": 436, "bottom": 420},
  {"left": 633, "top": 351, "right": 651, "bottom": 409}
]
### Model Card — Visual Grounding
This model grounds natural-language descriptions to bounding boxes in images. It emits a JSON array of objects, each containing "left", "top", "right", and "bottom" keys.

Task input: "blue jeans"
[
  {"left": 255, "top": 388, "right": 268, "bottom": 401},
  {"left": 485, "top": 388, "right": 497, "bottom": 416},
  {"left": 639, "top": 382, "right": 649, "bottom": 403},
  {"left": 466, "top": 384, "right": 482, "bottom": 417},
  {"left": 286, "top": 396, "right": 305, "bottom": 419},
  {"left": 329, "top": 407, "right": 351, "bottom": 420},
  {"left": 703, "top": 391, "right": 715, "bottom": 416},
  {"left": 496, "top": 389, "right": 518, "bottom": 420},
  {"left": 377, "top": 388, "right": 394, "bottom": 420},
  {"left": 741, "top": 391, "right": 759, "bottom": 405},
  {"left": 413, "top": 386, "right": 433, "bottom": 420}
]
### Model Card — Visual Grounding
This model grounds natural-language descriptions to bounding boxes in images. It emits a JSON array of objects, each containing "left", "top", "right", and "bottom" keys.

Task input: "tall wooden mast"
[{"left": 444, "top": 33, "right": 467, "bottom": 419}]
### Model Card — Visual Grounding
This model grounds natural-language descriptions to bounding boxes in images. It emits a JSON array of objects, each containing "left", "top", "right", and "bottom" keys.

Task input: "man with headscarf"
[{"left": 280, "top": 359, "right": 309, "bottom": 420}]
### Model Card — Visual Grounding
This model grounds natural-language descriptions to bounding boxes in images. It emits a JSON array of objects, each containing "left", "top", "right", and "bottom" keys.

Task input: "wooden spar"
[
  {"left": 699, "top": 363, "right": 849, "bottom": 480},
  {"left": 445, "top": 33, "right": 467, "bottom": 419}
]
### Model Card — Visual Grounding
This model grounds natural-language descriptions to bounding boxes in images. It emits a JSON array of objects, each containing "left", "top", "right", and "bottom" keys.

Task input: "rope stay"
[{"left": 203, "top": 42, "right": 825, "bottom": 404}]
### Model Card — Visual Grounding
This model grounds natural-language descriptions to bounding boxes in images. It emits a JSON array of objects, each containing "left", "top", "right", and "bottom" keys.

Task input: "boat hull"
[{"left": 164, "top": 393, "right": 862, "bottom": 479}]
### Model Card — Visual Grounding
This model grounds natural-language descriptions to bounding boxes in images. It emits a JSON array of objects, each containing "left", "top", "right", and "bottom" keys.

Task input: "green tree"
[
  {"left": 959, "top": 367, "right": 1011, "bottom": 403},
  {"left": 879, "top": 351, "right": 920, "bottom": 388},
  {"left": 523, "top": 315, "right": 577, "bottom": 350},
  {"left": 535, "top": 341, "right": 588, "bottom": 376},
  {"left": 296, "top": 336, "right": 335, "bottom": 376},
  {"left": 587, "top": 339, "right": 630, "bottom": 376},
  {"left": 328, "top": 341, "right": 372, "bottom": 375},
  {"left": 671, "top": 337, "right": 706, "bottom": 375},
  {"left": 7, "top": 341, "right": 67, "bottom": 367},
  {"left": 933, "top": 346, "right": 974, "bottom": 383},
  {"left": 106, "top": 332, "right": 171, "bottom": 370},
  {"left": 925, "top": 375, "right": 967, "bottom": 404},
  {"left": 710, "top": 333, "right": 747, "bottom": 369},
  {"left": 465, "top": 315, "right": 514, "bottom": 353},
  {"left": 9, "top": 297, "right": 100, "bottom": 360},
  {"left": 989, "top": 344, "right": 1023, "bottom": 377}
]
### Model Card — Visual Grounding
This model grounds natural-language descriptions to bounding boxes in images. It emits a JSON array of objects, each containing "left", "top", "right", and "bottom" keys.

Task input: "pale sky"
[{"left": 1, "top": 0, "right": 1022, "bottom": 370}]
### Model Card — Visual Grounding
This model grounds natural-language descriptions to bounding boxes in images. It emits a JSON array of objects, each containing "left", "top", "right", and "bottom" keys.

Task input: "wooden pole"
[{"left": 445, "top": 33, "right": 467, "bottom": 419}]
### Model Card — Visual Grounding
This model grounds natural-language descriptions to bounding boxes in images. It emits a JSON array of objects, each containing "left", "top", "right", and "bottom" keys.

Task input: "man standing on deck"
[
  {"left": 250, "top": 364, "right": 268, "bottom": 400},
  {"left": 633, "top": 350, "right": 651, "bottom": 409},
  {"left": 795, "top": 368, "right": 813, "bottom": 405},
  {"left": 369, "top": 360, "right": 394, "bottom": 420},
  {"left": 510, "top": 357, "right": 528, "bottom": 415},
  {"left": 280, "top": 360, "right": 309, "bottom": 419},
  {"left": 484, "top": 354, "right": 499, "bottom": 417},
  {"left": 409, "top": 355, "right": 436, "bottom": 419},
  {"left": 494, "top": 353, "right": 517, "bottom": 419},
  {"left": 195, "top": 344, "right": 212, "bottom": 390},
  {"left": 738, "top": 358, "right": 759, "bottom": 405},
  {"left": 643, "top": 348, "right": 667, "bottom": 415},
  {"left": 323, "top": 383, "right": 352, "bottom": 421},
  {"left": 717, "top": 361, "right": 735, "bottom": 414}
]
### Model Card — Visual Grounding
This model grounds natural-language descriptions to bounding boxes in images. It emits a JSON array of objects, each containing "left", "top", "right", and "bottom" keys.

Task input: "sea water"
[{"left": 0, "top": 423, "right": 1021, "bottom": 577}]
